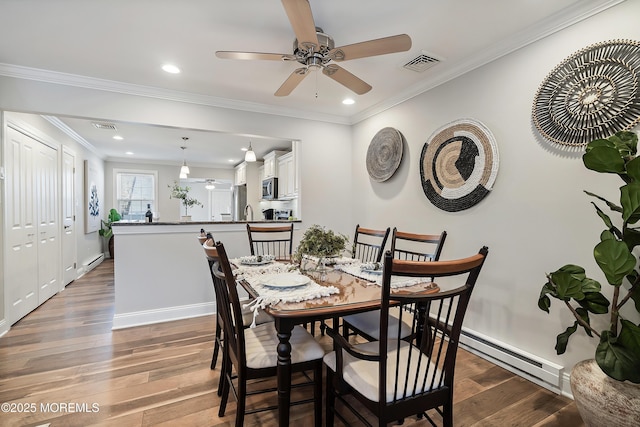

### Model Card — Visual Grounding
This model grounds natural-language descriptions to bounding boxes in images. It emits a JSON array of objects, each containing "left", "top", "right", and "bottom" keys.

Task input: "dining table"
[{"left": 232, "top": 256, "right": 440, "bottom": 427}]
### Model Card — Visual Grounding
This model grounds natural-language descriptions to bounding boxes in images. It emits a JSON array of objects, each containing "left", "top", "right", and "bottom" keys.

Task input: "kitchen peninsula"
[{"left": 110, "top": 220, "right": 301, "bottom": 329}]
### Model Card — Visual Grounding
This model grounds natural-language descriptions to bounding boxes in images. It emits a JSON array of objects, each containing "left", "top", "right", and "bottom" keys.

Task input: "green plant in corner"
[
  {"left": 168, "top": 181, "right": 203, "bottom": 216},
  {"left": 539, "top": 130, "right": 640, "bottom": 384},
  {"left": 98, "top": 208, "right": 121, "bottom": 240}
]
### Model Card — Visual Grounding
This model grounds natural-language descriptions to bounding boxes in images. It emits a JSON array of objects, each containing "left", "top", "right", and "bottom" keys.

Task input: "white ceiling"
[{"left": 0, "top": 0, "right": 622, "bottom": 168}]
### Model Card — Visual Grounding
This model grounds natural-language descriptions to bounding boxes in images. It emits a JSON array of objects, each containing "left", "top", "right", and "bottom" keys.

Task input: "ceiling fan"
[{"left": 215, "top": 0, "right": 412, "bottom": 96}]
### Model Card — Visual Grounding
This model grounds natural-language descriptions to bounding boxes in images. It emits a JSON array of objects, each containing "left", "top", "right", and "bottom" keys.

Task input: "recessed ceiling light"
[
  {"left": 342, "top": 98, "right": 355, "bottom": 105},
  {"left": 228, "top": 159, "right": 235, "bottom": 162},
  {"left": 113, "top": 135, "right": 123, "bottom": 140},
  {"left": 125, "top": 151, "right": 134, "bottom": 155},
  {"left": 162, "top": 64, "right": 181, "bottom": 74}
]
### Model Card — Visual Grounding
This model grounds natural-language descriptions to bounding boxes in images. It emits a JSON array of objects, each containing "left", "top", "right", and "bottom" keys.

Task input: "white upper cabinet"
[
  {"left": 263, "top": 150, "right": 287, "bottom": 178},
  {"left": 277, "top": 152, "right": 296, "bottom": 199},
  {"left": 234, "top": 161, "right": 247, "bottom": 185}
]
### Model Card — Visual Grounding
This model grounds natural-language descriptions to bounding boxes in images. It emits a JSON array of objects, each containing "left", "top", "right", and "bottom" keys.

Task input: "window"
[{"left": 115, "top": 170, "right": 157, "bottom": 221}]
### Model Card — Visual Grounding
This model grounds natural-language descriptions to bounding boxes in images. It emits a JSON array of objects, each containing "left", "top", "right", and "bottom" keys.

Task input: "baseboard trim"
[{"left": 111, "top": 302, "right": 215, "bottom": 330}]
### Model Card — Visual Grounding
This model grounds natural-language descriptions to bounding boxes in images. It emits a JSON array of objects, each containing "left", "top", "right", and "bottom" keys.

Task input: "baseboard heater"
[
  {"left": 83, "top": 253, "right": 104, "bottom": 273},
  {"left": 459, "top": 328, "right": 563, "bottom": 393}
]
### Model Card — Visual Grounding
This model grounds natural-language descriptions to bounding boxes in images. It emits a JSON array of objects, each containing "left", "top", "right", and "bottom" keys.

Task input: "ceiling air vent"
[
  {"left": 92, "top": 122, "right": 117, "bottom": 130},
  {"left": 403, "top": 51, "right": 442, "bottom": 72}
]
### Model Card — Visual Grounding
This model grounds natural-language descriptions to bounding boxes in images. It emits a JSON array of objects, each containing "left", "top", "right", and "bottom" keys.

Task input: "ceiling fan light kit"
[{"left": 215, "top": 0, "right": 411, "bottom": 97}]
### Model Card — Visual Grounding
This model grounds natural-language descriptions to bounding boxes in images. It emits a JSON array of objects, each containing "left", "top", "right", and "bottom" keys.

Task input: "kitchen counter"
[
  {"left": 110, "top": 220, "right": 302, "bottom": 329},
  {"left": 112, "top": 219, "right": 300, "bottom": 226}
]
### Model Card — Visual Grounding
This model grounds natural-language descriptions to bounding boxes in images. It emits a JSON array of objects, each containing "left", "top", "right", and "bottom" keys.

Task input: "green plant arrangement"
[
  {"left": 538, "top": 131, "right": 640, "bottom": 383},
  {"left": 98, "top": 208, "right": 121, "bottom": 240},
  {"left": 294, "top": 224, "right": 349, "bottom": 265},
  {"left": 168, "top": 181, "right": 203, "bottom": 216}
]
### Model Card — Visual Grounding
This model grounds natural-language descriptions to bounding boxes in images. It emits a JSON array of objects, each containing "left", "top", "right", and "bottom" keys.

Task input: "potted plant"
[
  {"left": 294, "top": 224, "right": 349, "bottom": 271},
  {"left": 538, "top": 131, "right": 640, "bottom": 426},
  {"left": 98, "top": 208, "right": 121, "bottom": 258},
  {"left": 168, "top": 181, "right": 203, "bottom": 221}
]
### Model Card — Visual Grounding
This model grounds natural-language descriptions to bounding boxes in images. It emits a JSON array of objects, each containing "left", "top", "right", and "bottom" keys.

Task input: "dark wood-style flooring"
[{"left": 0, "top": 259, "right": 584, "bottom": 426}]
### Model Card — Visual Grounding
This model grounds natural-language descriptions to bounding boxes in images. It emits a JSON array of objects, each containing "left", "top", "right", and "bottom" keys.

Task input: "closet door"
[
  {"left": 61, "top": 148, "right": 77, "bottom": 286},
  {"left": 36, "top": 142, "right": 60, "bottom": 304},
  {"left": 5, "top": 126, "right": 39, "bottom": 323},
  {"left": 5, "top": 125, "right": 60, "bottom": 323}
]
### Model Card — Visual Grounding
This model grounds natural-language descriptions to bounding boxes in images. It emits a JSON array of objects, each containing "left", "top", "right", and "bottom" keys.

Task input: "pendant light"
[
  {"left": 245, "top": 141, "right": 257, "bottom": 162},
  {"left": 179, "top": 138, "right": 190, "bottom": 176},
  {"left": 205, "top": 180, "right": 216, "bottom": 190}
]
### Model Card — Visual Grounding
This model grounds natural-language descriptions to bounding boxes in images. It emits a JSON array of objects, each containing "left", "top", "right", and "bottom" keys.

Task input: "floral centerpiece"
[
  {"left": 294, "top": 224, "right": 349, "bottom": 271},
  {"left": 168, "top": 181, "right": 203, "bottom": 218}
]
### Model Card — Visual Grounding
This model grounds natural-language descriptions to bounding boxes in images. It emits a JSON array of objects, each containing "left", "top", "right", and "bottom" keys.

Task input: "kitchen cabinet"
[
  {"left": 234, "top": 161, "right": 247, "bottom": 185},
  {"left": 277, "top": 152, "right": 296, "bottom": 199},
  {"left": 263, "top": 150, "right": 287, "bottom": 178}
]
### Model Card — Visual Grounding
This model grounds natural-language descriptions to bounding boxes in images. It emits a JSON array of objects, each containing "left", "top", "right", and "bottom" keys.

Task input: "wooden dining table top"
[{"left": 239, "top": 264, "right": 440, "bottom": 320}]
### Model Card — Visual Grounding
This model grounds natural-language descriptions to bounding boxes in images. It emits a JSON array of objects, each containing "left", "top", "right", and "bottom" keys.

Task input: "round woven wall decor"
[
  {"left": 532, "top": 39, "right": 640, "bottom": 147},
  {"left": 366, "top": 127, "right": 404, "bottom": 182},
  {"left": 420, "top": 118, "right": 499, "bottom": 212}
]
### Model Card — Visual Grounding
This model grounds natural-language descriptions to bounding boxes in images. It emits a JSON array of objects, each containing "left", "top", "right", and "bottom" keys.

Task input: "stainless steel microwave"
[{"left": 262, "top": 177, "right": 278, "bottom": 200}]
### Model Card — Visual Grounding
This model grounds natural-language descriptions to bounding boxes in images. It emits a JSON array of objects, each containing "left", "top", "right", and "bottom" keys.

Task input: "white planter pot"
[{"left": 570, "top": 359, "right": 640, "bottom": 427}]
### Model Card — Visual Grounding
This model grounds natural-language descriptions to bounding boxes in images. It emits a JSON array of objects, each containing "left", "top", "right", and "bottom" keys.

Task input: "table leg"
[{"left": 276, "top": 318, "right": 294, "bottom": 427}]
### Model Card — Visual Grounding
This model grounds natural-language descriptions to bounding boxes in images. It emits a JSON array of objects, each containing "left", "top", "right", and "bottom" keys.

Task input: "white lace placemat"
[
  {"left": 334, "top": 261, "right": 435, "bottom": 289},
  {"left": 232, "top": 259, "right": 339, "bottom": 327}
]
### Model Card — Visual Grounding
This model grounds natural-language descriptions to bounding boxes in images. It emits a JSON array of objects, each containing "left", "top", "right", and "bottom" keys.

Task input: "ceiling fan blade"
[
  {"left": 275, "top": 67, "right": 310, "bottom": 96},
  {"left": 328, "top": 34, "right": 412, "bottom": 62},
  {"left": 322, "top": 64, "right": 372, "bottom": 95},
  {"left": 281, "top": 0, "right": 319, "bottom": 50},
  {"left": 216, "top": 51, "right": 297, "bottom": 61}
]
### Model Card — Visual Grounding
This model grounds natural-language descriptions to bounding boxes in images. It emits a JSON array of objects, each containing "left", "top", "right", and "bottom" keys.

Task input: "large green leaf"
[
  {"left": 538, "top": 281, "right": 556, "bottom": 312},
  {"left": 556, "top": 322, "right": 578, "bottom": 355},
  {"left": 596, "top": 331, "right": 640, "bottom": 383},
  {"left": 623, "top": 227, "right": 640, "bottom": 251},
  {"left": 626, "top": 156, "right": 640, "bottom": 182},
  {"left": 575, "top": 307, "right": 593, "bottom": 337},
  {"left": 610, "top": 130, "right": 638, "bottom": 157},
  {"left": 577, "top": 291, "right": 610, "bottom": 314},
  {"left": 593, "top": 239, "right": 636, "bottom": 286},
  {"left": 550, "top": 271, "right": 584, "bottom": 300},
  {"left": 621, "top": 183, "right": 640, "bottom": 223},
  {"left": 583, "top": 146, "right": 626, "bottom": 174},
  {"left": 618, "top": 319, "right": 640, "bottom": 358},
  {"left": 585, "top": 138, "right": 615, "bottom": 152},
  {"left": 585, "top": 191, "right": 622, "bottom": 214},
  {"left": 555, "top": 264, "right": 586, "bottom": 279}
]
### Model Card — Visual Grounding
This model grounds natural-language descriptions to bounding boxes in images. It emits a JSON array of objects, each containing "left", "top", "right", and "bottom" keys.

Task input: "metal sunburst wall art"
[{"left": 532, "top": 39, "right": 640, "bottom": 147}]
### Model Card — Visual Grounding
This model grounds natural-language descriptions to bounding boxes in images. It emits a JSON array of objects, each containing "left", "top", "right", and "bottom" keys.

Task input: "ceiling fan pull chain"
[{"left": 315, "top": 70, "right": 318, "bottom": 99}]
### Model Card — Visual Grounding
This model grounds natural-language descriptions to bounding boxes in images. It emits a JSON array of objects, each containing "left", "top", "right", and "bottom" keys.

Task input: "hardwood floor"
[{"left": 0, "top": 259, "right": 584, "bottom": 426}]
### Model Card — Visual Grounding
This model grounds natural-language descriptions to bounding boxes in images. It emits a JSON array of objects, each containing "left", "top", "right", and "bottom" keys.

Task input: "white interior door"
[
  {"left": 36, "top": 142, "right": 59, "bottom": 304},
  {"left": 62, "top": 147, "right": 77, "bottom": 286},
  {"left": 5, "top": 126, "right": 39, "bottom": 323}
]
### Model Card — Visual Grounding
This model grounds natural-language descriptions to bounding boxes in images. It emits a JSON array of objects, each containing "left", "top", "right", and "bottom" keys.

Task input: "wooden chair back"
[
  {"left": 246, "top": 223, "right": 294, "bottom": 261},
  {"left": 390, "top": 228, "right": 447, "bottom": 262},
  {"left": 352, "top": 224, "right": 390, "bottom": 262}
]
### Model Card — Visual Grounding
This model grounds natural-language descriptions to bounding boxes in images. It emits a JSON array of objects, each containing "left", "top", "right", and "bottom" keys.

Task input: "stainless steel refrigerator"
[{"left": 231, "top": 184, "right": 247, "bottom": 221}]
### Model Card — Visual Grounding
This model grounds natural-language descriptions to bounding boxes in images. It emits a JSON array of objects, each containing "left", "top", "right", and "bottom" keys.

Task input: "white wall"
[{"left": 351, "top": 0, "right": 640, "bottom": 390}]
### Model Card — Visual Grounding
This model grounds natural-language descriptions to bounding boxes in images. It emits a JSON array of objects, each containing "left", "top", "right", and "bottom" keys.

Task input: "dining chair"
[
  {"left": 342, "top": 229, "right": 447, "bottom": 341},
  {"left": 210, "top": 240, "right": 325, "bottom": 427},
  {"left": 324, "top": 247, "right": 489, "bottom": 427},
  {"left": 246, "top": 223, "right": 294, "bottom": 261},
  {"left": 202, "top": 234, "right": 272, "bottom": 395},
  {"left": 352, "top": 224, "right": 390, "bottom": 263}
]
